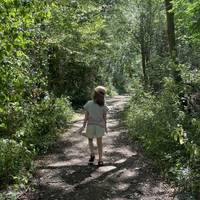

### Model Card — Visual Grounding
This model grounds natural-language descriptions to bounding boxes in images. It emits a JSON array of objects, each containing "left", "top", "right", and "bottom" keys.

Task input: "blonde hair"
[{"left": 93, "top": 86, "right": 106, "bottom": 106}]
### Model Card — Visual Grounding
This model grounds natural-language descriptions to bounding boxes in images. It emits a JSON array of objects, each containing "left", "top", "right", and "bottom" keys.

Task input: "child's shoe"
[
  {"left": 88, "top": 155, "right": 95, "bottom": 165},
  {"left": 98, "top": 161, "right": 104, "bottom": 167}
]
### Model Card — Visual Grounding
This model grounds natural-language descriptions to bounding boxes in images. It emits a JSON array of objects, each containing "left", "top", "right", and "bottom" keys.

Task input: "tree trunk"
[
  {"left": 165, "top": 0, "right": 182, "bottom": 82},
  {"left": 165, "top": 0, "right": 177, "bottom": 59},
  {"left": 141, "top": 43, "right": 148, "bottom": 88}
]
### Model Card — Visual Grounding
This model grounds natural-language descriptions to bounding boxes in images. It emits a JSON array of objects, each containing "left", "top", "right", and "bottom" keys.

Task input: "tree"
[{"left": 165, "top": 0, "right": 176, "bottom": 59}]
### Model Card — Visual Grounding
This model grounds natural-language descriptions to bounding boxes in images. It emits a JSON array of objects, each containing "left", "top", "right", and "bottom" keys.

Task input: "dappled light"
[{"left": 1, "top": 0, "right": 199, "bottom": 199}]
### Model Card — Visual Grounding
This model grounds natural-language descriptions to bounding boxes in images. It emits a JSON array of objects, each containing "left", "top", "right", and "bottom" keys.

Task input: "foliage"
[
  {"left": 126, "top": 76, "right": 200, "bottom": 197},
  {"left": 173, "top": 0, "right": 200, "bottom": 42},
  {"left": 46, "top": 0, "right": 107, "bottom": 104},
  {"left": 0, "top": 139, "right": 33, "bottom": 186},
  {"left": 1, "top": 0, "right": 200, "bottom": 198},
  {"left": 0, "top": 0, "right": 73, "bottom": 189},
  {"left": 0, "top": 96, "right": 73, "bottom": 186},
  {"left": 16, "top": 97, "right": 73, "bottom": 154},
  {"left": 0, "top": 192, "right": 17, "bottom": 200},
  {"left": 125, "top": 1, "right": 200, "bottom": 197},
  {"left": 45, "top": 0, "right": 134, "bottom": 101}
]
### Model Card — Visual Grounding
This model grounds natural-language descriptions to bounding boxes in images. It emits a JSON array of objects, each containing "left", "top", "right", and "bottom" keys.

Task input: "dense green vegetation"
[
  {"left": 0, "top": 0, "right": 76, "bottom": 191},
  {"left": 125, "top": 0, "right": 200, "bottom": 199},
  {"left": 0, "top": 0, "right": 132, "bottom": 195},
  {"left": 0, "top": 0, "right": 199, "bottom": 199}
]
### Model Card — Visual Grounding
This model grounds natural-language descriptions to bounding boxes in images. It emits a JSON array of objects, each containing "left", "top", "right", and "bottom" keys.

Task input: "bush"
[
  {"left": 126, "top": 78, "right": 200, "bottom": 197},
  {"left": 0, "top": 139, "right": 33, "bottom": 186},
  {"left": 17, "top": 97, "right": 73, "bottom": 154},
  {"left": 0, "top": 96, "right": 73, "bottom": 187},
  {"left": 0, "top": 192, "right": 17, "bottom": 200}
]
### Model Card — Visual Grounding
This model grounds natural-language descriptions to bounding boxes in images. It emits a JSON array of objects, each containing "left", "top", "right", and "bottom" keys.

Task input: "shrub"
[
  {"left": 0, "top": 139, "right": 33, "bottom": 186},
  {"left": 16, "top": 97, "right": 73, "bottom": 154},
  {"left": 126, "top": 78, "right": 200, "bottom": 197},
  {"left": 0, "top": 96, "right": 73, "bottom": 187}
]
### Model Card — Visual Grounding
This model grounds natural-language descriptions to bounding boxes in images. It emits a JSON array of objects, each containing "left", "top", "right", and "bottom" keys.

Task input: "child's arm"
[
  {"left": 83, "top": 111, "right": 89, "bottom": 128},
  {"left": 78, "top": 111, "right": 89, "bottom": 135},
  {"left": 103, "top": 112, "right": 108, "bottom": 133}
]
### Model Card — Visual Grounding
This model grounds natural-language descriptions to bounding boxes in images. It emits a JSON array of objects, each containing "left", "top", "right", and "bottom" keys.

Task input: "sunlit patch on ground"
[{"left": 96, "top": 165, "right": 117, "bottom": 172}]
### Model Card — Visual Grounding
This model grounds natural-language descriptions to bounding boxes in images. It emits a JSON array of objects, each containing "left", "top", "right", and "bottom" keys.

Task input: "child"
[{"left": 81, "top": 86, "right": 108, "bottom": 166}]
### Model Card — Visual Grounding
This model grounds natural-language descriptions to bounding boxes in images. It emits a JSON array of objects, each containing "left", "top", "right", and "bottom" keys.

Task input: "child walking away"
[{"left": 81, "top": 86, "right": 109, "bottom": 166}]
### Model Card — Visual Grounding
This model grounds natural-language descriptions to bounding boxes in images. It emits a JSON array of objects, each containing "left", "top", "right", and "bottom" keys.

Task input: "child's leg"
[
  {"left": 97, "top": 137, "right": 103, "bottom": 161},
  {"left": 88, "top": 138, "right": 94, "bottom": 156}
]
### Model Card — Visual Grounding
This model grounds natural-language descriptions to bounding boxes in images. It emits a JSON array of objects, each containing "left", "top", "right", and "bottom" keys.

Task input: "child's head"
[{"left": 93, "top": 86, "right": 106, "bottom": 106}]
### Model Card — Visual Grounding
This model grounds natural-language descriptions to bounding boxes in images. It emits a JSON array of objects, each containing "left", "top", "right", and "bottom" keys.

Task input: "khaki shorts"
[{"left": 86, "top": 125, "right": 105, "bottom": 138}]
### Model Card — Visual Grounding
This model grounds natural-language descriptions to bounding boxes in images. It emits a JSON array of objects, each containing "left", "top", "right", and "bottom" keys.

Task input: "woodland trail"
[{"left": 28, "top": 95, "right": 176, "bottom": 200}]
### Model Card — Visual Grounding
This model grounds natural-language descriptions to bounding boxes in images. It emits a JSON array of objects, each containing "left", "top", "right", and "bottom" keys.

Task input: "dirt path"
[{"left": 29, "top": 95, "right": 176, "bottom": 200}]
